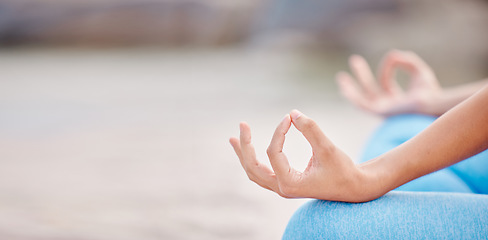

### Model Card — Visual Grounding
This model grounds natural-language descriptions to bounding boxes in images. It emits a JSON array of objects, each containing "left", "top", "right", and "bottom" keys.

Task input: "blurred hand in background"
[
  {"left": 336, "top": 50, "right": 442, "bottom": 117},
  {"left": 337, "top": 50, "right": 488, "bottom": 117}
]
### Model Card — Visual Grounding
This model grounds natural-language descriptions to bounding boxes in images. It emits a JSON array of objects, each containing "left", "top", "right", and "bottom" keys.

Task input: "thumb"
[{"left": 290, "top": 110, "right": 334, "bottom": 154}]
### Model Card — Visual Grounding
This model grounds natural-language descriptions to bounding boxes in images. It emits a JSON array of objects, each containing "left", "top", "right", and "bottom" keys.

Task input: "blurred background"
[{"left": 0, "top": 0, "right": 487, "bottom": 239}]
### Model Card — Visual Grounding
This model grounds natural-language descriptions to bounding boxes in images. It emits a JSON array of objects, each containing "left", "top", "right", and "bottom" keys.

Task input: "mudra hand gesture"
[
  {"left": 229, "top": 110, "right": 377, "bottom": 202},
  {"left": 336, "top": 50, "right": 442, "bottom": 116}
]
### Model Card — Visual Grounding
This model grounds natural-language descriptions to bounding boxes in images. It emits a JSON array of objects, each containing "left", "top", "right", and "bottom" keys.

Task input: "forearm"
[
  {"left": 421, "top": 79, "right": 488, "bottom": 116},
  {"left": 360, "top": 84, "right": 488, "bottom": 197}
]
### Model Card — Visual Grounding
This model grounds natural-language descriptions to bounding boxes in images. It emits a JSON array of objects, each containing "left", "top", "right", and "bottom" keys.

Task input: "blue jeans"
[{"left": 283, "top": 115, "right": 488, "bottom": 239}]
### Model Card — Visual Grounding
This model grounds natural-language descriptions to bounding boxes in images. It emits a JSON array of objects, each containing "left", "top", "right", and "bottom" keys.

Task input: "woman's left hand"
[{"left": 229, "top": 110, "right": 379, "bottom": 202}]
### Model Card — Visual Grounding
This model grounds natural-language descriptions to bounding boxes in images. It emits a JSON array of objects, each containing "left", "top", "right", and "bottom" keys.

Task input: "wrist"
[
  {"left": 355, "top": 155, "right": 400, "bottom": 201},
  {"left": 415, "top": 90, "right": 444, "bottom": 116}
]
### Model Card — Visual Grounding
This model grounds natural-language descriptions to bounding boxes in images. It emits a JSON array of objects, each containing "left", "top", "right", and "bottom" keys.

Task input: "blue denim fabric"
[
  {"left": 283, "top": 192, "right": 488, "bottom": 239},
  {"left": 283, "top": 115, "right": 488, "bottom": 239}
]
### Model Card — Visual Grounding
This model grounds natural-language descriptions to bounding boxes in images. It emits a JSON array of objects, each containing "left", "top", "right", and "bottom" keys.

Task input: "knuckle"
[
  {"left": 242, "top": 136, "right": 252, "bottom": 144},
  {"left": 266, "top": 146, "right": 274, "bottom": 156},
  {"left": 247, "top": 173, "right": 257, "bottom": 183},
  {"left": 246, "top": 161, "right": 259, "bottom": 171},
  {"left": 244, "top": 163, "right": 258, "bottom": 177},
  {"left": 278, "top": 192, "right": 294, "bottom": 199}
]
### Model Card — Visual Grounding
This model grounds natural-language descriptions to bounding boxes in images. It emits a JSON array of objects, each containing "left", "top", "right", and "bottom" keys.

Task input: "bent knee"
[
  {"left": 282, "top": 200, "right": 360, "bottom": 239},
  {"left": 282, "top": 192, "right": 488, "bottom": 240}
]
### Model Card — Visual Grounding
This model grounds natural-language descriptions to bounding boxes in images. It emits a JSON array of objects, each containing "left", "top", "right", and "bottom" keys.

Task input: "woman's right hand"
[{"left": 336, "top": 50, "right": 442, "bottom": 116}]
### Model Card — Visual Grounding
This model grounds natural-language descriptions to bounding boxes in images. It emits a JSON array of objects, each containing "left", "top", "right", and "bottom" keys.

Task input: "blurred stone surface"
[
  {"left": 0, "top": 0, "right": 263, "bottom": 46},
  {"left": 253, "top": 0, "right": 488, "bottom": 84},
  {"left": 1, "top": 0, "right": 486, "bottom": 84},
  {"left": 0, "top": 47, "right": 380, "bottom": 240}
]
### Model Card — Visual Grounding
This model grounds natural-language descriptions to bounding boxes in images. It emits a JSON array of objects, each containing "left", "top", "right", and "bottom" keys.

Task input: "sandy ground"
[{"left": 0, "top": 48, "right": 381, "bottom": 240}]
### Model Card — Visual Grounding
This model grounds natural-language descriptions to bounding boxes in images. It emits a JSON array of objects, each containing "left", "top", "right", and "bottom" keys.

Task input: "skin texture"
[{"left": 229, "top": 50, "right": 488, "bottom": 202}]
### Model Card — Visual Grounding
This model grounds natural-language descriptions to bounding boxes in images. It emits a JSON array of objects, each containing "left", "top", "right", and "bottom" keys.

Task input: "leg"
[
  {"left": 283, "top": 192, "right": 488, "bottom": 240},
  {"left": 360, "top": 114, "right": 438, "bottom": 162},
  {"left": 361, "top": 114, "right": 488, "bottom": 193},
  {"left": 449, "top": 149, "right": 488, "bottom": 194}
]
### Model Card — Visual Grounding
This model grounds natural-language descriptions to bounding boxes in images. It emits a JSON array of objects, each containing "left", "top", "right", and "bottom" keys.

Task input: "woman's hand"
[
  {"left": 336, "top": 50, "right": 442, "bottom": 116},
  {"left": 229, "top": 110, "right": 379, "bottom": 202}
]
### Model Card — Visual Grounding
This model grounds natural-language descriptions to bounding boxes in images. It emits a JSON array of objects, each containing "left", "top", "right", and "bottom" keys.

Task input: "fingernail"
[{"left": 290, "top": 109, "right": 302, "bottom": 121}]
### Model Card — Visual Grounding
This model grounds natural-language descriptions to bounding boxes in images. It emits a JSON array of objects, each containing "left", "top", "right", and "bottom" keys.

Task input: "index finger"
[
  {"left": 239, "top": 122, "right": 259, "bottom": 168},
  {"left": 349, "top": 55, "right": 380, "bottom": 96},
  {"left": 266, "top": 114, "right": 292, "bottom": 177}
]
